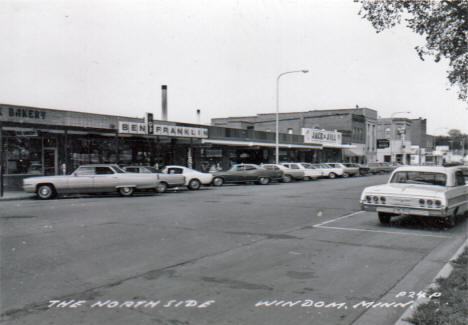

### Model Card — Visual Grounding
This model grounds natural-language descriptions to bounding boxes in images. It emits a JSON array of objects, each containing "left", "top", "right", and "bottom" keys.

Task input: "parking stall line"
[
  {"left": 313, "top": 210, "right": 364, "bottom": 227},
  {"left": 315, "top": 225, "right": 451, "bottom": 239}
]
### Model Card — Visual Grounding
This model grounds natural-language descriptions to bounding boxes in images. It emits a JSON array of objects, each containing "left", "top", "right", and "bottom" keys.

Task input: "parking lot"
[{"left": 1, "top": 174, "right": 466, "bottom": 325}]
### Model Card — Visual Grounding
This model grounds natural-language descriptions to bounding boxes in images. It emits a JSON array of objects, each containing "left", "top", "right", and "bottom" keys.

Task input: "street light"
[{"left": 276, "top": 70, "right": 308, "bottom": 164}]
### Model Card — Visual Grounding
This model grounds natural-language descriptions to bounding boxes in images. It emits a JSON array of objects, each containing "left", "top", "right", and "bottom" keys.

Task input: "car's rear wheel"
[
  {"left": 119, "top": 187, "right": 134, "bottom": 197},
  {"left": 258, "top": 177, "right": 270, "bottom": 185},
  {"left": 282, "top": 174, "right": 292, "bottom": 183},
  {"left": 155, "top": 182, "right": 168, "bottom": 193},
  {"left": 378, "top": 212, "right": 392, "bottom": 224},
  {"left": 342, "top": 173, "right": 349, "bottom": 178},
  {"left": 36, "top": 184, "right": 56, "bottom": 200},
  {"left": 446, "top": 210, "right": 457, "bottom": 227},
  {"left": 328, "top": 172, "right": 336, "bottom": 179},
  {"left": 304, "top": 176, "right": 310, "bottom": 181},
  {"left": 212, "top": 177, "right": 224, "bottom": 186},
  {"left": 188, "top": 179, "right": 201, "bottom": 190}
]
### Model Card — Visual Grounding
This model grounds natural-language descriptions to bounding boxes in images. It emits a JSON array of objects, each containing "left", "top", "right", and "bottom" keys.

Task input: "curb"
[
  {"left": 0, "top": 195, "right": 35, "bottom": 202},
  {"left": 394, "top": 237, "right": 468, "bottom": 325}
]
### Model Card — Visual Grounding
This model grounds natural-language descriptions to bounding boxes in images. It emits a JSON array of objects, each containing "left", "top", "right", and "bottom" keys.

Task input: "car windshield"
[{"left": 390, "top": 171, "right": 447, "bottom": 186}]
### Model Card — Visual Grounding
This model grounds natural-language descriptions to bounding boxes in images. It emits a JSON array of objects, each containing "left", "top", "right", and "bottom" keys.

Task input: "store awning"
[
  {"left": 202, "top": 139, "right": 323, "bottom": 149},
  {"left": 343, "top": 146, "right": 364, "bottom": 156},
  {"left": 323, "top": 144, "right": 356, "bottom": 149}
]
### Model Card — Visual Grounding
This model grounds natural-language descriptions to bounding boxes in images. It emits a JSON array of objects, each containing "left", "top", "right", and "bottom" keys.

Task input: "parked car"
[
  {"left": 161, "top": 166, "right": 214, "bottom": 190},
  {"left": 327, "top": 163, "right": 359, "bottom": 177},
  {"left": 123, "top": 166, "right": 185, "bottom": 193},
  {"left": 343, "top": 163, "right": 366, "bottom": 176},
  {"left": 262, "top": 163, "right": 305, "bottom": 182},
  {"left": 360, "top": 166, "right": 468, "bottom": 226},
  {"left": 366, "top": 162, "right": 389, "bottom": 174},
  {"left": 23, "top": 164, "right": 161, "bottom": 199},
  {"left": 212, "top": 164, "right": 283, "bottom": 185},
  {"left": 351, "top": 163, "right": 370, "bottom": 176},
  {"left": 309, "top": 163, "right": 343, "bottom": 179},
  {"left": 280, "top": 162, "right": 321, "bottom": 180}
]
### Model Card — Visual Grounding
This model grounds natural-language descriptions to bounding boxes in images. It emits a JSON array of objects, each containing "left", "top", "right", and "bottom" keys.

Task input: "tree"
[{"left": 357, "top": 0, "right": 468, "bottom": 102}]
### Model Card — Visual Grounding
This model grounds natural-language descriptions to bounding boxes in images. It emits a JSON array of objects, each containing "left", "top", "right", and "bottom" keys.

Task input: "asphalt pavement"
[{"left": 1, "top": 175, "right": 466, "bottom": 325}]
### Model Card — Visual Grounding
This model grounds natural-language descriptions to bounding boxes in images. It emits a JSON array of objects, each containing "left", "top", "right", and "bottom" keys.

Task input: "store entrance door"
[{"left": 44, "top": 148, "right": 58, "bottom": 175}]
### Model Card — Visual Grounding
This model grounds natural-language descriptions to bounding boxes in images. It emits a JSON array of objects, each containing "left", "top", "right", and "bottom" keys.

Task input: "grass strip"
[{"left": 406, "top": 247, "right": 468, "bottom": 325}]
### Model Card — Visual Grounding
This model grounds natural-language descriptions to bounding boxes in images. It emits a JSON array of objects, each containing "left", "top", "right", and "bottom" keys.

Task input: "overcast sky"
[{"left": 1, "top": 0, "right": 466, "bottom": 135}]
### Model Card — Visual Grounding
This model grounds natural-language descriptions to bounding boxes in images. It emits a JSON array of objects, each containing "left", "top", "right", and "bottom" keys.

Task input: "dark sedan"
[{"left": 212, "top": 164, "right": 283, "bottom": 185}]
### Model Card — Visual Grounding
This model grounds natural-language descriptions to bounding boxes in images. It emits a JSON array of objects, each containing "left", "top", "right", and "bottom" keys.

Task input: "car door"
[
  {"left": 93, "top": 166, "right": 120, "bottom": 192},
  {"left": 244, "top": 165, "right": 260, "bottom": 181},
  {"left": 70, "top": 166, "right": 96, "bottom": 193},
  {"left": 225, "top": 165, "right": 243, "bottom": 182}
]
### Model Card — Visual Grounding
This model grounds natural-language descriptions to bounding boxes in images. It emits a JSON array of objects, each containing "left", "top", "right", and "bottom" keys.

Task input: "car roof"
[
  {"left": 393, "top": 166, "right": 454, "bottom": 174},
  {"left": 79, "top": 164, "right": 120, "bottom": 167}
]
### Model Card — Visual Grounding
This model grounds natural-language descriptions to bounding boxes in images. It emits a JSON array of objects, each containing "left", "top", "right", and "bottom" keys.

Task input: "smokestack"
[
  {"left": 161, "top": 85, "right": 168, "bottom": 121},
  {"left": 196, "top": 109, "right": 201, "bottom": 124}
]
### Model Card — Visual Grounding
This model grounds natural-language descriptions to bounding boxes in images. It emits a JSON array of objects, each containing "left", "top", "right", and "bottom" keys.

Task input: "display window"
[{"left": 4, "top": 135, "right": 42, "bottom": 175}]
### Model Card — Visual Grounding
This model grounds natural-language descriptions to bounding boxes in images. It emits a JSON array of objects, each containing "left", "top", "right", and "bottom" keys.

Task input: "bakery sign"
[
  {"left": 118, "top": 121, "right": 208, "bottom": 138},
  {"left": 0, "top": 105, "right": 47, "bottom": 120},
  {"left": 301, "top": 128, "right": 342, "bottom": 145}
]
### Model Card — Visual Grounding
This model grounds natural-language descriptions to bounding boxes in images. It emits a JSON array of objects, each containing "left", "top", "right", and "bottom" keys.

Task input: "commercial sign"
[
  {"left": 0, "top": 105, "right": 47, "bottom": 120},
  {"left": 145, "top": 112, "right": 154, "bottom": 134},
  {"left": 118, "top": 121, "right": 208, "bottom": 138},
  {"left": 301, "top": 128, "right": 342, "bottom": 145},
  {"left": 377, "top": 139, "right": 390, "bottom": 149}
]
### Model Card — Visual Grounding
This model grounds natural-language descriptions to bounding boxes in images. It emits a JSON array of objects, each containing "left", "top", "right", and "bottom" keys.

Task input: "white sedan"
[
  {"left": 161, "top": 166, "right": 214, "bottom": 190},
  {"left": 280, "top": 162, "right": 321, "bottom": 180},
  {"left": 310, "top": 163, "right": 344, "bottom": 179},
  {"left": 360, "top": 166, "right": 468, "bottom": 226}
]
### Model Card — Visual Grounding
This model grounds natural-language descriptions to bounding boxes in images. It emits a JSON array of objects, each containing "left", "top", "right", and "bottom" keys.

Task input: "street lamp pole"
[{"left": 276, "top": 70, "right": 308, "bottom": 164}]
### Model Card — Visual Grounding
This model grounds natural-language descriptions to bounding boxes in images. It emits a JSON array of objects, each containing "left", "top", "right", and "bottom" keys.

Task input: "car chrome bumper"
[{"left": 360, "top": 203, "right": 448, "bottom": 217}]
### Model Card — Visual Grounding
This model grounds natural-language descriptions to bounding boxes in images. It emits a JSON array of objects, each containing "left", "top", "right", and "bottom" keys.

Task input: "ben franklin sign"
[{"left": 118, "top": 121, "right": 208, "bottom": 138}]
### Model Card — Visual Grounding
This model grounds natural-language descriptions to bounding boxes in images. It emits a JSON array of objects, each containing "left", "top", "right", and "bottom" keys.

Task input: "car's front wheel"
[
  {"left": 188, "top": 179, "right": 201, "bottom": 190},
  {"left": 119, "top": 187, "right": 134, "bottom": 197},
  {"left": 342, "top": 173, "right": 349, "bottom": 178},
  {"left": 282, "top": 174, "right": 292, "bottom": 183},
  {"left": 36, "top": 184, "right": 56, "bottom": 200},
  {"left": 328, "top": 172, "right": 336, "bottom": 179},
  {"left": 378, "top": 212, "right": 392, "bottom": 224}
]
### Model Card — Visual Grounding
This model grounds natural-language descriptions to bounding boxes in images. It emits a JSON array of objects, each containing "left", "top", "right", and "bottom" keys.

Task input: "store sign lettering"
[
  {"left": 0, "top": 107, "right": 46, "bottom": 120},
  {"left": 118, "top": 121, "right": 208, "bottom": 138},
  {"left": 301, "top": 128, "right": 342, "bottom": 145}
]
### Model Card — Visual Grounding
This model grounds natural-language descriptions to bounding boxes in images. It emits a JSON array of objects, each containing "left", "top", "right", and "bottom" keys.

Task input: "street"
[{"left": 1, "top": 175, "right": 467, "bottom": 325}]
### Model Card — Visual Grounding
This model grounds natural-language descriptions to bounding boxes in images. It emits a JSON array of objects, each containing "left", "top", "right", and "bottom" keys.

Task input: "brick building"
[{"left": 212, "top": 107, "right": 378, "bottom": 163}]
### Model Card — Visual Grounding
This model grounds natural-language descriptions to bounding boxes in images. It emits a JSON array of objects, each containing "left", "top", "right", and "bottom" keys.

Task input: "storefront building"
[{"left": 1, "top": 104, "right": 351, "bottom": 190}]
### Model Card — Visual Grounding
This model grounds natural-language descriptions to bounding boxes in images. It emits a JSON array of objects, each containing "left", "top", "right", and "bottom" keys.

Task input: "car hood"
[{"left": 363, "top": 183, "right": 448, "bottom": 197}]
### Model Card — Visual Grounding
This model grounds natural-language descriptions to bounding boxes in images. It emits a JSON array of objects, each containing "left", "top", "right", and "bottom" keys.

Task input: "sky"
[{"left": 1, "top": 0, "right": 466, "bottom": 135}]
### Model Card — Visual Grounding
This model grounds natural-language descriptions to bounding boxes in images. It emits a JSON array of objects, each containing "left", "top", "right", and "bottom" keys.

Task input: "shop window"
[{"left": 5, "top": 136, "right": 42, "bottom": 175}]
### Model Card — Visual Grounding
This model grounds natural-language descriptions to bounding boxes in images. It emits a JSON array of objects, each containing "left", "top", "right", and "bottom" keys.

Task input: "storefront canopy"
[{"left": 201, "top": 139, "right": 323, "bottom": 149}]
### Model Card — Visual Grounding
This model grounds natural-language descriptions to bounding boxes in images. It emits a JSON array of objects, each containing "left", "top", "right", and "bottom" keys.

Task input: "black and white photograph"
[{"left": 1, "top": 1, "right": 467, "bottom": 324}]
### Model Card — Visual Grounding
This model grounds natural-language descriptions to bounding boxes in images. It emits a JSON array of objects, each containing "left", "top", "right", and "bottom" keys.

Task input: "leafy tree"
[
  {"left": 357, "top": 0, "right": 468, "bottom": 102},
  {"left": 448, "top": 128, "right": 462, "bottom": 138}
]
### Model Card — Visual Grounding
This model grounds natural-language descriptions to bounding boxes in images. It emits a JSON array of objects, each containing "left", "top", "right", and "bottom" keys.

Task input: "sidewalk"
[{"left": 0, "top": 191, "right": 35, "bottom": 201}]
